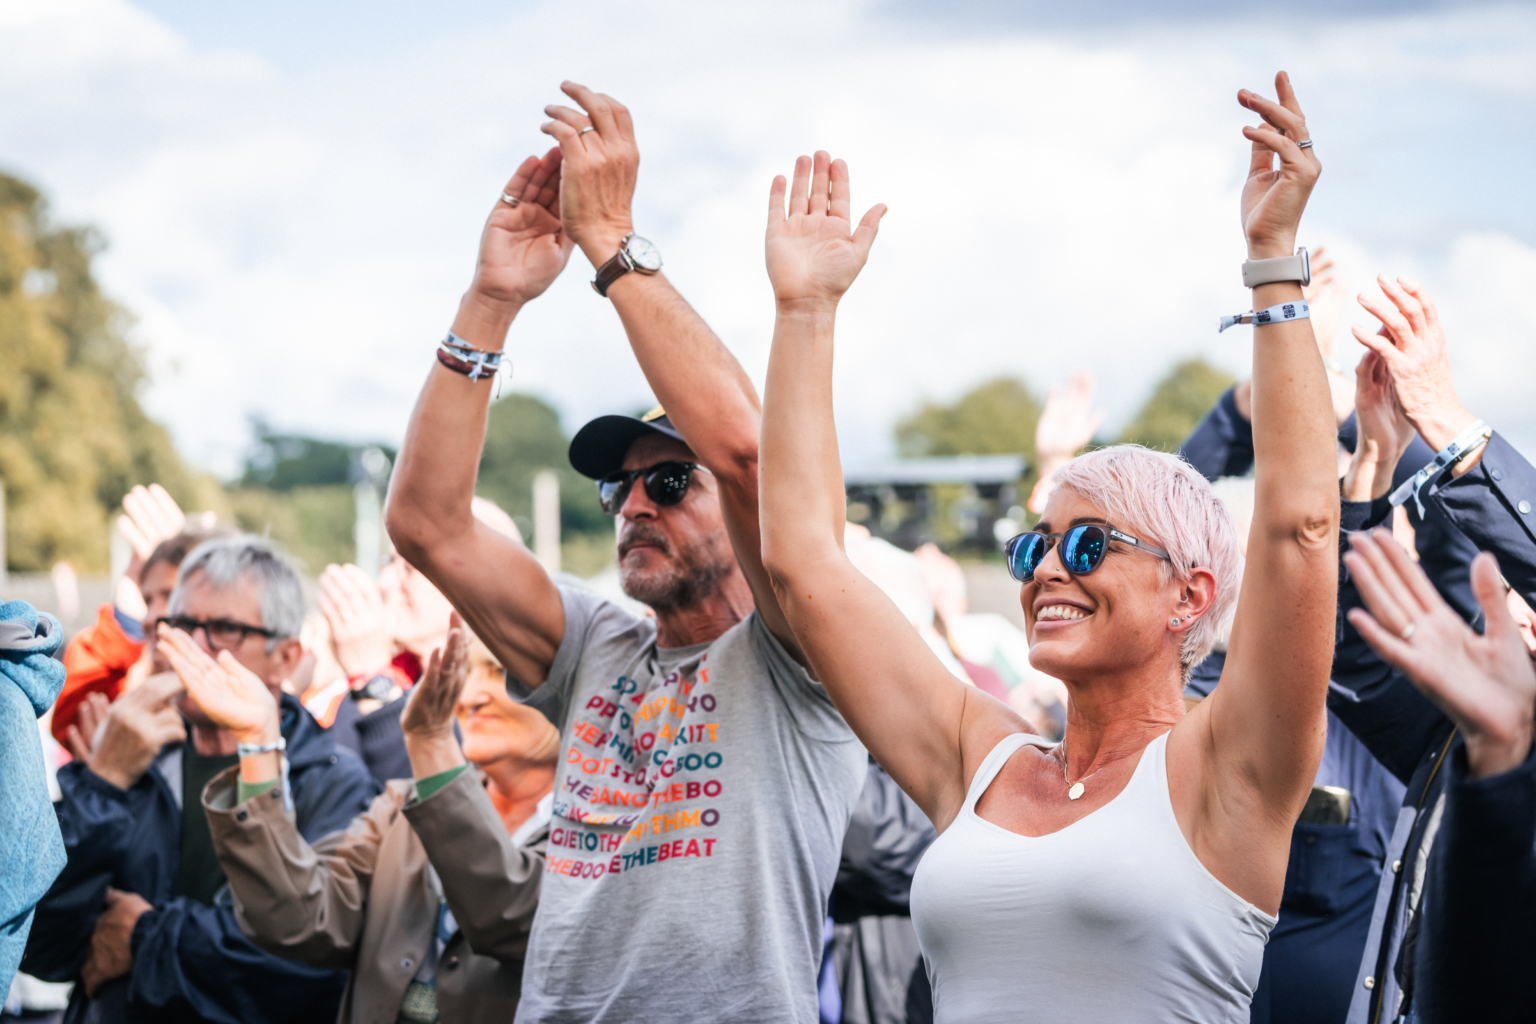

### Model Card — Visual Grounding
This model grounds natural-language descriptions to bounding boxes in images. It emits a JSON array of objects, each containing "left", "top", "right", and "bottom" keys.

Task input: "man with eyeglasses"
[
  {"left": 24, "top": 535, "right": 378, "bottom": 1024},
  {"left": 384, "top": 83, "right": 865, "bottom": 1023}
]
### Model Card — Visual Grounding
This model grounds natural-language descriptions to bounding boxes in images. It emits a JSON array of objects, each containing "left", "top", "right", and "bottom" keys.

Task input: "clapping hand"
[
  {"left": 1345, "top": 529, "right": 1536, "bottom": 779},
  {"left": 468, "top": 146, "right": 576, "bottom": 310},
  {"left": 114, "top": 484, "right": 187, "bottom": 618},
  {"left": 1237, "top": 72, "right": 1321, "bottom": 260},
  {"left": 157, "top": 624, "right": 279, "bottom": 746},
  {"left": 766, "top": 152, "right": 886, "bottom": 310},
  {"left": 1341, "top": 350, "right": 1415, "bottom": 502},
  {"left": 401, "top": 615, "right": 472, "bottom": 779},
  {"left": 541, "top": 82, "right": 640, "bottom": 266},
  {"left": 86, "top": 672, "right": 186, "bottom": 791},
  {"left": 318, "top": 563, "right": 393, "bottom": 678},
  {"left": 1352, "top": 277, "right": 1477, "bottom": 453}
]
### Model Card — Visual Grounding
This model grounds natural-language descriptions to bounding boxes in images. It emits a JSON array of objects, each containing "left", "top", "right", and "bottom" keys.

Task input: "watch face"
[{"left": 625, "top": 235, "right": 663, "bottom": 272}]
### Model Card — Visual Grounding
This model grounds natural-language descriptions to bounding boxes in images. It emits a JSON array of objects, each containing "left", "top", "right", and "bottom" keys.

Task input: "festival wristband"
[
  {"left": 1219, "top": 300, "right": 1310, "bottom": 333},
  {"left": 436, "top": 330, "right": 506, "bottom": 383},
  {"left": 1389, "top": 419, "right": 1493, "bottom": 519},
  {"left": 236, "top": 735, "right": 293, "bottom": 811}
]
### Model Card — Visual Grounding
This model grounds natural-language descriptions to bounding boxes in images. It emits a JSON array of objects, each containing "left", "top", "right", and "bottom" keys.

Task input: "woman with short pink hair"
[{"left": 757, "top": 72, "right": 1338, "bottom": 1023}]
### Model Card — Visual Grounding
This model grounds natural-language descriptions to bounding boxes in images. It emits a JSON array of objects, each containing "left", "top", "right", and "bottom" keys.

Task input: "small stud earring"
[{"left": 1169, "top": 617, "right": 1181, "bottom": 626}]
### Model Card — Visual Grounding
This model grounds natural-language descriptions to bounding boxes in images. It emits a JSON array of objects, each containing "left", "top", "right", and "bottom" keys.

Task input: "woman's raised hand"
[
  {"left": 1237, "top": 72, "right": 1321, "bottom": 260},
  {"left": 1345, "top": 530, "right": 1536, "bottom": 779},
  {"left": 157, "top": 624, "right": 279, "bottom": 745},
  {"left": 766, "top": 151, "right": 886, "bottom": 308},
  {"left": 469, "top": 147, "right": 578, "bottom": 309}
]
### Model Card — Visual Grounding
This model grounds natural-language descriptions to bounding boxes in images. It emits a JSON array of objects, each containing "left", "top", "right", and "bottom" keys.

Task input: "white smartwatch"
[{"left": 1241, "top": 247, "right": 1310, "bottom": 288}]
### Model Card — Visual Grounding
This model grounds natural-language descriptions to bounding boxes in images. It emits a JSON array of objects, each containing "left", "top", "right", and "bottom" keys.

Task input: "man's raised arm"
[
  {"left": 386, "top": 148, "right": 573, "bottom": 686},
  {"left": 537, "top": 83, "right": 804, "bottom": 661}
]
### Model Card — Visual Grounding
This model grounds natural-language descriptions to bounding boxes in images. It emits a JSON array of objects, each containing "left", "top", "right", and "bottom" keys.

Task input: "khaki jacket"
[{"left": 204, "top": 766, "right": 547, "bottom": 1024}]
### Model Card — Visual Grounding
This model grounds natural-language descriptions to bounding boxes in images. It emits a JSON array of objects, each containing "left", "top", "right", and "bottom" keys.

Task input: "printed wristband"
[
  {"left": 1219, "top": 300, "right": 1310, "bottom": 333},
  {"left": 235, "top": 735, "right": 293, "bottom": 812},
  {"left": 1389, "top": 419, "right": 1492, "bottom": 519}
]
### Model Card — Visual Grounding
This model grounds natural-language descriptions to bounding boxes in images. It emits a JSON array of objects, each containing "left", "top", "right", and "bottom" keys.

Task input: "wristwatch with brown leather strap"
[{"left": 592, "top": 233, "right": 663, "bottom": 297}]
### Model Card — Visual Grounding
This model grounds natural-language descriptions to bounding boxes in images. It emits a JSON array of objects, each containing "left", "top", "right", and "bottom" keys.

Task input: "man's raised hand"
[
  {"left": 1345, "top": 529, "right": 1536, "bottom": 779},
  {"left": 157, "top": 624, "right": 279, "bottom": 746},
  {"left": 318, "top": 563, "right": 393, "bottom": 678},
  {"left": 1237, "top": 72, "right": 1321, "bottom": 260},
  {"left": 468, "top": 146, "right": 576, "bottom": 311},
  {"left": 766, "top": 152, "right": 886, "bottom": 309},
  {"left": 541, "top": 82, "right": 639, "bottom": 267}
]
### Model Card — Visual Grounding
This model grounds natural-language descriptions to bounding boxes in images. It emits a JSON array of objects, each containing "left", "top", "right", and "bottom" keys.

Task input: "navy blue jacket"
[
  {"left": 1330, "top": 432, "right": 1536, "bottom": 1024},
  {"left": 22, "top": 693, "right": 379, "bottom": 1024}
]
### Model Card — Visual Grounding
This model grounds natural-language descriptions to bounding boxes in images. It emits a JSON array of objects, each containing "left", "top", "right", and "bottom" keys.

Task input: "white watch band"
[{"left": 1241, "top": 247, "right": 1310, "bottom": 288}]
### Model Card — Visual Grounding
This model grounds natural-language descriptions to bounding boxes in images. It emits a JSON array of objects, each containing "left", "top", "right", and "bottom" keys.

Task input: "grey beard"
[{"left": 620, "top": 555, "right": 731, "bottom": 612}]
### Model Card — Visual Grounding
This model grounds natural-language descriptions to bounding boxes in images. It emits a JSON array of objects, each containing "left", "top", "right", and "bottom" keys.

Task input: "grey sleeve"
[{"left": 748, "top": 611, "right": 857, "bottom": 744}]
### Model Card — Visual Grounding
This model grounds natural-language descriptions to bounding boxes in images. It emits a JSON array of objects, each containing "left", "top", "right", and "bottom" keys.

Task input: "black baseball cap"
[{"left": 568, "top": 407, "right": 689, "bottom": 480}]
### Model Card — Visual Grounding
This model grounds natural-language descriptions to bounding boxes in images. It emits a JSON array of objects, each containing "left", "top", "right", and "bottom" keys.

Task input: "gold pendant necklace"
[{"left": 1059, "top": 743, "right": 1106, "bottom": 801}]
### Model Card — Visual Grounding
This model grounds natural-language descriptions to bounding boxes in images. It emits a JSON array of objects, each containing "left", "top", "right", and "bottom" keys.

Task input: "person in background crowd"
[
  {"left": 1319, "top": 275, "right": 1536, "bottom": 1024},
  {"left": 0, "top": 601, "right": 66, "bottom": 996},
  {"left": 386, "top": 82, "right": 865, "bottom": 1023},
  {"left": 757, "top": 74, "right": 1335, "bottom": 1022},
  {"left": 308, "top": 497, "right": 524, "bottom": 785},
  {"left": 1344, "top": 529, "right": 1534, "bottom": 1024},
  {"left": 823, "top": 760, "right": 937, "bottom": 1024},
  {"left": 173, "top": 610, "right": 557, "bottom": 1024},
  {"left": 52, "top": 484, "right": 228, "bottom": 750},
  {"left": 22, "top": 536, "right": 378, "bottom": 1024}
]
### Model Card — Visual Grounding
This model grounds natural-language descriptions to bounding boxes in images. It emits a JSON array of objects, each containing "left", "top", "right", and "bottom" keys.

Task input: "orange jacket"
[{"left": 53, "top": 603, "right": 144, "bottom": 745}]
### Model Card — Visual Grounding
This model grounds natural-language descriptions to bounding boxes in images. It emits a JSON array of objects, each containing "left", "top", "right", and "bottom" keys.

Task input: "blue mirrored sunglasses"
[{"left": 1004, "top": 523, "right": 1171, "bottom": 583}]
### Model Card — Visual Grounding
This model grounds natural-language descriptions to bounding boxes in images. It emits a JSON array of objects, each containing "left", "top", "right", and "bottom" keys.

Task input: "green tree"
[
  {"left": 0, "top": 173, "right": 208, "bottom": 571},
  {"left": 1116, "top": 358, "right": 1235, "bottom": 452},
  {"left": 895, "top": 376, "right": 1041, "bottom": 458},
  {"left": 477, "top": 393, "right": 607, "bottom": 539}
]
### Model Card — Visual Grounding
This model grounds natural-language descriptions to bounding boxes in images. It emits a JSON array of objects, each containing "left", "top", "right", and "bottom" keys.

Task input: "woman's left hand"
[
  {"left": 1345, "top": 529, "right": 1536, "bottom": 779},
  {"left": 401, "top": 616, "right": 471, "bottom": 741},
  {"left": 1237, "top": 71, "right": 1322, "bottom": 260}
]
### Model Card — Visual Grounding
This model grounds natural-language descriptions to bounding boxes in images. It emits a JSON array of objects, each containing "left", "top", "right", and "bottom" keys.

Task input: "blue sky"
[{"left": 3, "top": 0, "right": 1534, "bottom": 474}]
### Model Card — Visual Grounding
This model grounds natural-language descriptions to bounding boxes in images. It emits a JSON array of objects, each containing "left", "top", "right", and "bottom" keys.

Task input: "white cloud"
[{"left": 2, "top": 0, "right": 1533, "bottom": 477}]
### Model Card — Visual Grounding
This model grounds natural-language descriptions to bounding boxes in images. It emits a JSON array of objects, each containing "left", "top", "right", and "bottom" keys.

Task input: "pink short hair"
[{"left": 1050, "top": 445, "right": 1243, "bottom": 675}]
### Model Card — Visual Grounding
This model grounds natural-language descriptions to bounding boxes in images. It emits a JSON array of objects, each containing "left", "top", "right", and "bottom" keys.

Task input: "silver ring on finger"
[
  {"left": 1297, "top": 139, "right": 1314, "bottom": 149},
  {"left": 1400, "top": 622, "right": 1416, "bottom": 641},
  {"left": 578, "top": 125, "right": 596, "bottom": 136},
  {"left": 500, "top": 192, "right": 520, "bottom": 207}
]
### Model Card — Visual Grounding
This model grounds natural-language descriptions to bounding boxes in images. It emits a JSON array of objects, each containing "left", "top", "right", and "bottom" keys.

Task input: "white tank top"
[{"left": 909, "top": 731, "right": 1276, "bottom": 1024}]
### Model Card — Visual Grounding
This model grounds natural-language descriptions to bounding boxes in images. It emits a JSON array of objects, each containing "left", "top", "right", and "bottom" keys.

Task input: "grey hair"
[{"left": 169, "top": 535, "right": 305, "bottom": 650}]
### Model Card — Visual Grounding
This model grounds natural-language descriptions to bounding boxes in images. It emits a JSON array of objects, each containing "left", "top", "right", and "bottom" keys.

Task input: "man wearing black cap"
[{"left": 387, "top": 82, "right": 865, "bottom": 1024}]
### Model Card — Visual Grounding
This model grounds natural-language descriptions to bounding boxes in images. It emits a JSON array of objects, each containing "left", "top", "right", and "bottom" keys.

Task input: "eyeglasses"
[
  {"left": 1004, "top": 522, "right": 1172, "bottom": 583},
  {"left": 597, "top": 461, "right": 704, "bottom": 516},
  {"left": 156, "top": 615, "right": 276, "bottom": 651}
]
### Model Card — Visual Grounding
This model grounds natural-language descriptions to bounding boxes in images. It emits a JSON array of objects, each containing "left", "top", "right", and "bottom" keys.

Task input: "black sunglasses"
[
  {"left": 597, "top": 461, "right": 704, "bottom": 516},
  {"left": 157, "top": 615, "right": 277, "bottom": 651},
  {"left": 1005, "top": 522, "right": 1171, "bottom": 583}
]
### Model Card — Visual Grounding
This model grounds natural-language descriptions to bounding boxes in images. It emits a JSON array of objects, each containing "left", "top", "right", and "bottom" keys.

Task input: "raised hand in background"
[
  {"left": 1345, "top": 529, "right": 1535, "bottom": 779},
  {"left": 1029, "top": 372, "right": 1104, "bottom": 514},
  {"left": 1354, "top": 276, "right": 1482, "bottom": 460},
  {"left": 113, "top": 484, "right": 186, "bottom": 618},
  {"left": 1341, "top": 349, "right": 1415, "bottom": 502},
  {"left": 317, "top": 563, "right": 394, "bottom": 678},
  {"left": 1300, "top": 245, "right": 1354, "bottom": 423},
  {"left": 400, "top": 614, "right": 472, "bottom": 779}
]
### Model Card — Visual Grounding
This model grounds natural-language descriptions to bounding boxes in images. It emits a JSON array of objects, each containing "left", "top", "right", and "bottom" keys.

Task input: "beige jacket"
[{"left": 204, "top": 766, "right": 547, "bottom": 1024}]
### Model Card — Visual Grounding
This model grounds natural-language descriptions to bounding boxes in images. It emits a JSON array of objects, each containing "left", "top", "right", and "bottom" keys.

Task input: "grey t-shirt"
[{"left": 515, "top": 586, "right": 866, "bottom": 1024}]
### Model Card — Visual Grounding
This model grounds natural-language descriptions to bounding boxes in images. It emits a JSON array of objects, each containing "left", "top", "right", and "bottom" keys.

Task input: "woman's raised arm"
[
  {"left": 759, "top": 153, "right": 1016, "bottom": 828},
  {"left": 1198, "top": 73, "right": 1338, "bottom": 838}
]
